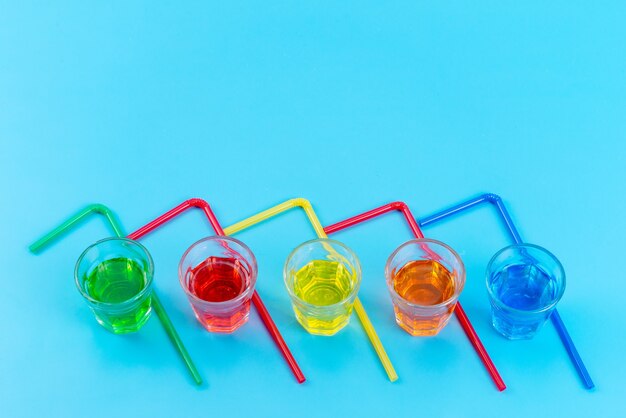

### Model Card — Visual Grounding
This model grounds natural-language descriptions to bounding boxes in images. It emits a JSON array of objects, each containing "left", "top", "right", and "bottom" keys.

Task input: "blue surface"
[{"left": 1, "top": 1, "right": 625, "bottom": 417}]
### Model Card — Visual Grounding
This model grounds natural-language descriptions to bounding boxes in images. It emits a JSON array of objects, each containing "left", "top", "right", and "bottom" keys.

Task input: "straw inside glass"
[
  {"left": 29, "top": 204, "right": 203, "bottom": 385},
  {"left": 323, "top": 201, "right": 505, "bottom": 391},
  {"left": 223, "top": 198, "right": 399, "bottom": 383},
  {"left": 417, "top": 193, "right": 593, "bottom": 389},
  {"left": 126, "top": 199, "right": 305, "bottom": 384}
]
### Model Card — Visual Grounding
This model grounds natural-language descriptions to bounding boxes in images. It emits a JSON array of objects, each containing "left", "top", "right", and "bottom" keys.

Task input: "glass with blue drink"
[{"left": 486, "top": 244, "right": 566, "bottom": 339}]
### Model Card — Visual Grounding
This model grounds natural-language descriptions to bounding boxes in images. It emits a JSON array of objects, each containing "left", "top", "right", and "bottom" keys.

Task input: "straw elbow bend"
[
  {"left": 186, "top": 198, "right": 211, "bottom": 209},
  {"left": 482, "top": 193, "right": 503, "bottom": 205},
  {"left": 90, "top": 203, "right": 115, "bottom": 217},
  {"left": 291, "top": 197, "right": 313, "bottom": 210}
]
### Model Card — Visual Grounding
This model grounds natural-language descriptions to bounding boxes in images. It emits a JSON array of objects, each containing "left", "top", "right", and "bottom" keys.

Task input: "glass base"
[
  {"left": 394, "top": 309, "right": 452, "bottom": 336},
  {"left": 194, "top": 309, "right": 250, "bottom": 333},
  {"left": 492, "top": 316, "right": 541, "bottom": 340},
  {"left": 294, "top": 308, "right": 350, "bottom": 336},
  {"left": 95, "top": 307, "right": 152, "bottom": 334}
]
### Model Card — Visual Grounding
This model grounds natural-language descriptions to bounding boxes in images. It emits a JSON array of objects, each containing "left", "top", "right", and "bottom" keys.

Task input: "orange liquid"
[
  {"left": 393, "top": 259, "right": 455, "bottom": 304},
  {"left": 392, "top": 259, "right": 456, "bottom": 336},
  {"left": 189, "top": 256, "right": 251, "bottom": 332}
]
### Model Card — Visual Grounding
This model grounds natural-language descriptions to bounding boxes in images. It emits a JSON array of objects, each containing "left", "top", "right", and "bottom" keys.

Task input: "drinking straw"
[
  {"left": 222, "top": 198, "right": 399, "bottom": 383},
  {"left": 126, "top": 198, "right": 306, "bottom": 384},
  {"left": 29, "top": 204, "right": 124, "bottom": 253},
  {"left": 417, "top": 193, "right": 594, "bottom": 390},
  {"left": 29, "top": 204, "right": 203, "bottom": 385},
  {"left": 324, "top": 201, "right": 506, "bottom": 391}
]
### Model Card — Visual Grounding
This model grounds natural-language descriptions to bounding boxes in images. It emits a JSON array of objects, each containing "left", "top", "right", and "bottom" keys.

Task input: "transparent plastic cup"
[
  {"left": 385, "top": 239, "right": 465, "bottom": 336},
  {"left": 75, "top": 237, "right": 154, "bottom": 334},
  {"left": 283, "top": 238, "right": 362, "bottom": 336},
  {"left": 486, "top": 244, "right": 566, "bottom": 340},
  {"left": 179, "top": 236, "right": 257, "bottom": 333}
]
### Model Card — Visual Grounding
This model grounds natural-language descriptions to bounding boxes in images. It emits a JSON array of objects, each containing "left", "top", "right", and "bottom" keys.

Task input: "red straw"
[
  {"left": 127, "top": 198, "right": 306, "bottom": 384},
  {"left": 324, "top": 201, "right": 506, "bottom": 391}
]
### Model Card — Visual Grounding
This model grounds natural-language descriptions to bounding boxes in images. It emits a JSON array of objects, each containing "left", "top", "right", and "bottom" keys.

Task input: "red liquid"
[{"left": 189, "top": 256, "right": 252, "bottom": 332}]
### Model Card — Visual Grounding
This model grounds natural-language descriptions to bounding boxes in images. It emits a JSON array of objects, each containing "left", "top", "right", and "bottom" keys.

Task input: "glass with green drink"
[{"left": 75, "top": 237, "right": 154, "bottom": 334}]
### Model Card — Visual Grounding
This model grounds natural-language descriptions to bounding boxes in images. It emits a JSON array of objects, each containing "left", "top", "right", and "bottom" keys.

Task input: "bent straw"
[
  {"left": 29, "top": 204, "right": 203, "bottom": 385},
  {"left": 417, "top": 193, "right": 594, "bottom": 390},
  {"left": 223, "top": 198, "right": 398, "bottom": 383},
  {"left": 29, "top": 204, "right": 123, "bottom": 252},
  {"left": 324, "top": 201, "right": 506, "bottom": 391},
  {"left": 126, "top": 198, "right": 306, "bottom": 384}
]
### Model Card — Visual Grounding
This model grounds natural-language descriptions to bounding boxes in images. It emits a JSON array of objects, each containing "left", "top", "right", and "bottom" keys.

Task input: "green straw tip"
[{"left": 28, "top": 242, "right": 43, "bottom": 254}]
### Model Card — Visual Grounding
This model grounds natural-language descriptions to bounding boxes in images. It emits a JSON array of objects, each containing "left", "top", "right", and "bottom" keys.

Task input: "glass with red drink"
[{"left": 179, "top": 236, "right": 257, "bottom": 333}]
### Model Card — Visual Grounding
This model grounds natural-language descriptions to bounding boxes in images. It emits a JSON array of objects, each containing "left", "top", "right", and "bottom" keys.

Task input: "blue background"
[{"left": 1, "top": 1, "right": 625, "bottom": 417}]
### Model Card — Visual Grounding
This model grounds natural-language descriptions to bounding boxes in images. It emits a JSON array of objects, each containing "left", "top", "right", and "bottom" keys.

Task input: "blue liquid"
[
  {"left": 489, "top": 264, "right": 558, "bottom": 339},
  {"left": 491, "top": 264, "right": 557, "bottom": 310}
]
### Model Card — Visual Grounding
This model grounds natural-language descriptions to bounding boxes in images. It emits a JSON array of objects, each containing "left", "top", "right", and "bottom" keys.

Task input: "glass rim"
[
  {"left": 283, "top": 238, "right": 362, "bottom": 310},
  {"left": 485, "top": 243, "right": 566, "bottom": 315},
  {"left": 384, "top": 238, "right": 466, "bottom": 309},
  {"left": 74, "top": 237, "right": 154, "bottom": 307},
  {"left": 178, "top": 235, "right": 258, "bottom": 307}
]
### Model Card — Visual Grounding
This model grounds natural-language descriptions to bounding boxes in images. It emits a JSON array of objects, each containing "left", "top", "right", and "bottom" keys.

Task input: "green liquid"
[{"left": 83, "top": 257, "right": 152, "bottom": 333}]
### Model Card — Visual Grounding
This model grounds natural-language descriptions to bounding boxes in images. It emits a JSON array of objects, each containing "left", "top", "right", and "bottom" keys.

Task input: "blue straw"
[{"left": 418, "top": 193, "right": 594, "bottom": 389}]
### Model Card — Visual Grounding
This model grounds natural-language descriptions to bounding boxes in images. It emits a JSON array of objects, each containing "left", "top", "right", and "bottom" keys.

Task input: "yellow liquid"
[{"left": 292, "top": 260, "right": 355, "bottom": 335}]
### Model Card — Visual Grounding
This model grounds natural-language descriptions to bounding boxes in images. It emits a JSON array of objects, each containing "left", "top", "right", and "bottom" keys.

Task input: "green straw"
[
  {"left": 29, "top": 204, "right": 124, "bottom": 253},
  {"left": 29, "top": 204, "right": 203, "bottom": 385}
]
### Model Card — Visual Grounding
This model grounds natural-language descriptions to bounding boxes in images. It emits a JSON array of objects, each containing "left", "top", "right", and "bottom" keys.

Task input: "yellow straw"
[{"left": 223, "top": 198, "right": 398, "bottom": 382}]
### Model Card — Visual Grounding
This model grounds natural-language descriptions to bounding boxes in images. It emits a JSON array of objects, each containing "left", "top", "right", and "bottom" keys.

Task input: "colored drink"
[
  {"left": 292, "top": 260, "right": 355, "bottom": 334},
  {"left": 83, "top": 257, "right": 152, "bottom": 332},
  {"left": 385, "top": 239, "right": 465, "bottom": 336},
  {"left": 294, "top": 260, "right": 353, "bottom": 305},
  {"left": 75, "top": 238, "right": 154, "bottom": 334},
  {"left": 188, "top": 256, "right": 251, "bottom": 331},
  {"left": 486, "top": 244, "right": 566, "bottom": 339},
  {"left": 392, "top": 260, "right": 455, "bottom": 305},
  {"left": 85, "top": 258, "right": 148, "bottom": 303},
  {"left": 284, "top": 239, "right": 361, "bottom": 336},
  {"left": 391, "top": 259, "right": 456, "bottom": 334},
  {"left": 179, "top": 236, "right": 258, "bottom": 333},
  {"left": 489, "top": 265, "right": 555, "bottom": 311}
]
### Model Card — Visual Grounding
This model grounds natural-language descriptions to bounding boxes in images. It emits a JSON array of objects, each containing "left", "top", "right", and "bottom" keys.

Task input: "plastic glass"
[
  {"left": 75, "top": 237, "right": 154, "bottom": 334},
  {"left": 418, "top": 193, "right": 592, "bottom": 389},
  {"left": 179, "top": 236, "right": 258, "bottom": 333},
  {"left": 283, "top": 238, "right": 362, "bottom": 336},
  {"left": 385, "top": 239, "right": 466, "bottom": 336},
  {"left": 486, "top": 244, "right": 566, "bottom": 340}
]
